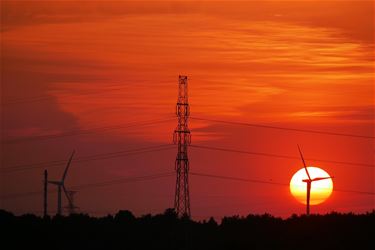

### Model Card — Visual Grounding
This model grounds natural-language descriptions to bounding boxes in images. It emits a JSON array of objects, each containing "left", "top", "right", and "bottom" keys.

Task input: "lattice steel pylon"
[
  {"left": 65, "top": 190, "right": 79, "bottom": 215},
  {"left": 173, "top": 75, "right": 191, "bottom": 218}
]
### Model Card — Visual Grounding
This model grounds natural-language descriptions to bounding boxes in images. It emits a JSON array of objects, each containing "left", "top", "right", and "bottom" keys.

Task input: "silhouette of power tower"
[
  {"left": 173, "top": 75, "right": 191, "bottom": 217},
  {"left": 65, "top": 190, "right": 79, "bottom": 214}
]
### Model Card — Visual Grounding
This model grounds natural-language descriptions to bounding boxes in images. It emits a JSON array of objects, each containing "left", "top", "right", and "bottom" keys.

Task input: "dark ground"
[{"left": 1, "top": 209, "right": 373, "bottom": 250}]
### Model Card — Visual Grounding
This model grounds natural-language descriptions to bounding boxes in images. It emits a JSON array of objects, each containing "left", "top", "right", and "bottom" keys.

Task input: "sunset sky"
[{"left": 1, "top": 0, "right": 374, "bottom": 219}]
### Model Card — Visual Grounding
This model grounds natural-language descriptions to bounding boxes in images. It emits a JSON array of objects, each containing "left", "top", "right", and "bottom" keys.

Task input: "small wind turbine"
[
  {"left": 48, "top": 150, "right": 75, "bottom": 215},
  {"left": 297, "top": 145, "right": 333, "bottom": 216}
]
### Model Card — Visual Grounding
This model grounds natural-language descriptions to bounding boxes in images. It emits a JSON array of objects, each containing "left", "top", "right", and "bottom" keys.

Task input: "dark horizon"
[
  {"left": 2, "top": 207, "right": 375, "bottom": 221},
  {"left": 1, "top": 208, "right": 374, "bottom": 250}
]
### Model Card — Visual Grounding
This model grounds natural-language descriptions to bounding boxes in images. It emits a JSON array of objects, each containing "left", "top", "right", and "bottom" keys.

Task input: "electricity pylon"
[
  {"left": 65, "top": 190, "right": 79, "bottom": 215},
  {"left": 173, "top": 75, "right": 191, "bottom": 218}
]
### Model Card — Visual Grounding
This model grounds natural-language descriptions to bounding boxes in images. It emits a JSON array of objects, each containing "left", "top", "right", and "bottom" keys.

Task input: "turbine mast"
[{"left": 306, "top": 182, "right": 311, "bottom": 216}]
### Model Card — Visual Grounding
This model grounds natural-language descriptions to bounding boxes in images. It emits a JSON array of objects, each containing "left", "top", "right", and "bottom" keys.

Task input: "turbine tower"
[
  {"left": 297, "top": 145, "right": 333, "bottom": 216},
  {"left": 48, "top": 150, "right": 75, "bottom": 215},
  {"left": 173, "top": 75, "right": 191, "bottom": 217}
]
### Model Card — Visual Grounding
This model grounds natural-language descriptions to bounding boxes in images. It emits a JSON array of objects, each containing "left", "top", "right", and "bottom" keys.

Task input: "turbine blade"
[
  {"left": 298, "top": 145, "right": 311, "bottom": 180},
  {"left": 312, "top": 176, "right": 333, "bottom": 182},
  {"left": 62, "top": 150, "right": 75, "bottom": 182},
  {"left": 62, "top": 185, "right": 72, "bottom": 205}
]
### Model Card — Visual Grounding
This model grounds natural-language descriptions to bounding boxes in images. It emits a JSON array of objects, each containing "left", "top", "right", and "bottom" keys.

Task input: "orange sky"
[{"left": 1, "top": 0, "right": 374, "bottom": 219}]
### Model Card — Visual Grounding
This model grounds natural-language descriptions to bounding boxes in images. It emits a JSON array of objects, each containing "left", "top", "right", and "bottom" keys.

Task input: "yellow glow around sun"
[{"left": 290, "top": 167, "right": 333, "bottom": 205}]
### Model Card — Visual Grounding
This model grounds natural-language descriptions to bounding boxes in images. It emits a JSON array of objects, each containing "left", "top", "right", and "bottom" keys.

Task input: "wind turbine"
[
  {"left": 297, "top": 145, "right": 333, "bottom": 216},
  {"left": 48, "top": 150, "right": 75, "bottom": 215}
]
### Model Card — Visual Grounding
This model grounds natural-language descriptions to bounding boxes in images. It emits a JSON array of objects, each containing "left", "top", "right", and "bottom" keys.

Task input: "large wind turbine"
[
  {"left": 297, "top": 145, "right": 333, "bottom": 216},
  {"left": 48, "top": 150, "right": 75, "bottom": 215}
]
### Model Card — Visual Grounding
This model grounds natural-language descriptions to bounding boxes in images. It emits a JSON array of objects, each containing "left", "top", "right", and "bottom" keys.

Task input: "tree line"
[{"left": 1, "top": 209, "right": 373, "bottom": 249}]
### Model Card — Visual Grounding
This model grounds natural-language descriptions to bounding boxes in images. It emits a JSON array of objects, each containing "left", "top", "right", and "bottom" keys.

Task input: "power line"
[
  {"left": 190, "top": 171, "right": 375, "bottom": 195},
  {"left": 1, "top": 144, "right": 175, "bottom": 174},
  {"left": 71, "top": 172, "right": 174, "bottom": 190},
  {"left": 4, "top": 116, "right": 372, "bottom": 145},
  {"left": 190, "top": 117, "right": 374, "bottom": 139},
  {"left": 2, "top": 117, "right": 174, "bottom": 144},
  {"left": 0, "top": 172, "right": 175, "bottom": 200},
  {"left": 0, "top": 190, "right": 42, "bottom": 200},
  {"left": 191, "top": 172, "right": 286, "bottom": 186},
  {"left": 2, "top": 143, "right": 373, "bottom": 175},
  {"left": 2, "top": 86, "right": 129, "bottom": 106},
  {"left": 190, "top": 144, "right": 375, "bottom": 169},
  {"left": 3, "top": 170, "right": 373, "bottom": 201}
]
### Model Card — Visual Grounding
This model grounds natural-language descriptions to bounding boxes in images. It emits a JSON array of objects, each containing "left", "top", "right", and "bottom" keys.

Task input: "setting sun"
[{"left": 290, "top": 167, "right": 333, "bottom": 205}]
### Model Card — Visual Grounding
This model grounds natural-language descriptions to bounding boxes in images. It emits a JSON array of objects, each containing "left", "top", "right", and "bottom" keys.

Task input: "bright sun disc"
[{"left": 290, "top": 167, "right": 333, "bottom": 205}]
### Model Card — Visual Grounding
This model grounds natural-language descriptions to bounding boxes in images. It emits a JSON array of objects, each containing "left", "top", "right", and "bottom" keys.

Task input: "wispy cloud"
[{"left": 2, "top": 8, "right": 373, "bottom": 131}]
